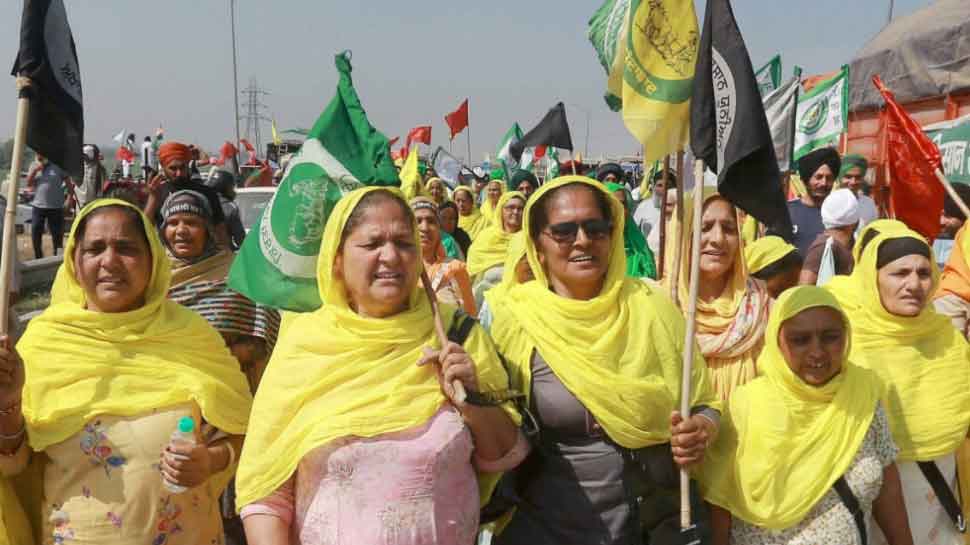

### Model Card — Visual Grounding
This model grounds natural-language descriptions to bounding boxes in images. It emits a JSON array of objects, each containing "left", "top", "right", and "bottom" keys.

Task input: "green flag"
[
  {"left": 545, "top": 146, "right": 560, "bottom": 179},
  {"left": 227, "top": 52, "right": 397, "bottom": 312},
  {"left": 495, "top": 123, "right": 523, "bottom": 180},
  {"left": 793, "top": 65, "right": 849, "bottom": 162},
  {"left": 755, "top": 55, "right": 782, "bottom": 96}
]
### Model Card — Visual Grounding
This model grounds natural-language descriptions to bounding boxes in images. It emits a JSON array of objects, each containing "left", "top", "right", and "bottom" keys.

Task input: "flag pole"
[
  {"left": 936, "top": 168, "right": 970, "bottom": 219},
  {"left": 420, "top": 270, "right": 467, "bottom": 404},
  {"left": 570, "top": 150, "right": 578, "bottom": 175},
  {"left": 0, "top": 78, "right": 32, "bottom": 336},
  {"left": 466, "top": 126, "right": 472, "bottom": 171},
  {"left": 669, "top": 154, "right": 683, "bottom": 305},
  {"left": 680, "top": 158, "right": 705, "bottom": 531},
  {"left": 657, "top": 154, "right": 670, "bottom": 280}
]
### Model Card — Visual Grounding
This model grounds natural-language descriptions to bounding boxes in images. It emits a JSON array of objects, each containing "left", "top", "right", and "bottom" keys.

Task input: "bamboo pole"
[
  {"left": 657, "top": 154, "right": 670, "bottom": 280},
  {"left": 937, "top": 168, "right": 970, "bottom": 219},
  {"left": 420, "top": 270, "right": 466, "bottom": 404},
  {"left": 680, "top": 158, "right": 705, "bottom": 530},
  {"left": 570, "top": 150, "right": 578, "bottom": 175},
  {"left": 670, "top": 152, "right": 684, "bottom": 306},
  {"left": 0, "top": 78, "right": 32, "bottom": 336}
]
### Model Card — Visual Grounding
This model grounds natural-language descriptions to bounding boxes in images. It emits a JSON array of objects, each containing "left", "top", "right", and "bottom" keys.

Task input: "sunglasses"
[{"left": 543, "top": 218, "right": 613, "bottom": 243}]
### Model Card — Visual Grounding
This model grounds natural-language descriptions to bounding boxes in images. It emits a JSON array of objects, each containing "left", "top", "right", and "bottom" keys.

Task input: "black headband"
[{"left": 876, "top": 237, "right": 931, "bottom": 269}]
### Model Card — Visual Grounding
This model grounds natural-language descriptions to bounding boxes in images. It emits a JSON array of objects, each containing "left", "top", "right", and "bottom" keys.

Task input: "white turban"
[{"left": 821, "top": 188, "right": 860, "bottom": 229}]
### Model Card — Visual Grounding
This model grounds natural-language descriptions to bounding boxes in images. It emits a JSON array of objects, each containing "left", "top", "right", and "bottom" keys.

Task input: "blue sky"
[{"left": 1, "top": 0, "right": 929, "bottom": 163}]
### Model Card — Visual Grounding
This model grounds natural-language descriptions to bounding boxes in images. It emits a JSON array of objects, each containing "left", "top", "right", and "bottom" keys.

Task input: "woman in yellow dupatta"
[
  {"left": 468, "top": 191, "right": 526, "bottom": 309},
  {"left": 454, "top": 185, "right": 490, "bottom": 241},
  {"left": 425, "top": 177, "right": 450, "bottom": 207},
  {"left": 236, "top": 187, "right": 526, "bottom": 545},
  {"left": 701, "top": 286, "right": 912, "bottom": 544},
  {"left": 829, "top": 228, "right": 970, "bottom": 545},
  {"left": 825, "top": 219, "right": 909, "bottom": 316},
  {"left": 11, "top": 199, "right": 252, "bottom": 545},
  {"left": 480, "top": 179, "right": 506, "bottom": 223},
  {"left": 664, "top": 189, "right": 770, "bottom": 400},
  {"left": 485, "top": 176, "right": 720, "bottom": 544}
]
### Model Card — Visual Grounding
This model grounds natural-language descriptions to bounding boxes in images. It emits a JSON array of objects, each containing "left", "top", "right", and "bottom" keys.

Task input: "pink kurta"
[{"left": 243, "top": 406, "right": 518, "bottom": 545}]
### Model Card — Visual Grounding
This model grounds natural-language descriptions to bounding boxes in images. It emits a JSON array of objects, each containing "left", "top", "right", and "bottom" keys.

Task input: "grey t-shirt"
[{"left": 31, "top": 163, "right": 67, "bottom": 209}]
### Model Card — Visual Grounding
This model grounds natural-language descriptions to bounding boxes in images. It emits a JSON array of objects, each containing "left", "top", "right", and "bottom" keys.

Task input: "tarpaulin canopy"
[{"left": 850, "top": 0, "right": 970, "bottom": 111}]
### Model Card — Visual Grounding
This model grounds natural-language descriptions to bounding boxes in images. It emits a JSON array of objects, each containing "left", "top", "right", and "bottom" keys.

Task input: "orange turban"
[{"left": 158, "top": 142, "right": 192, "bottom": 167}]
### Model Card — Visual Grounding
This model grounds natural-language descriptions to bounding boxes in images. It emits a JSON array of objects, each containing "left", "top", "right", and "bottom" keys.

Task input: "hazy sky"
[{"left": 1, "top": 0, "right": 927, "bottom": 164}]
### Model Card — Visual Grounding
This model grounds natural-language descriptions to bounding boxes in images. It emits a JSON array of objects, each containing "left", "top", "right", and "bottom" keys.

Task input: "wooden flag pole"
[
  {"left": 670, "top": 153, "right": 684, "bottom": 306},
  {"left": 420, "top": 270, "right": 467, "bottom": 404},
  {"left": 0, "top": 78, "right": 32, "bottom": 336},
  {"left": 570, "top": 150, "right": 578, "bottom": 175},
  {"left": 657, "top": 154, "right": 670, "bottom": 280},
  {"left": 680, "top": 158, "right": 705, "bottom": 531},
  {"left": 466, "top": 124, "right": 472, "bottom": 173},
  {"left": 936, "top": 168, "right": 970, "bottom": 220}
]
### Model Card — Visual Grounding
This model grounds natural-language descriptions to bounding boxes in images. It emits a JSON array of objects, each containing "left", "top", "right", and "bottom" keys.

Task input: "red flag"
[
  {"left": 405, "top": 125, "right": 432, "bottom": 152},
  {"left": 115, "top": 146, "right": 134, "bottom": 163},
  {"left": 239, "top": 138, "right": 258, "bottom": 165},
  {"left": 444, "top": 99, "right": 469, "bottom": 140},
  {"left": 534, "top": 145, "right": 547, "bottom": 159},
  {"left": 210, "top": 141, "right": 238, "bottom": 166},
  {"left": 873, "top": 75, "right": 944, "bottom": 241}
]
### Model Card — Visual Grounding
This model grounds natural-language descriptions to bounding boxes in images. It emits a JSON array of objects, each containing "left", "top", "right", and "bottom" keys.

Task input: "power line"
[{"left": 240, "top": 78, "right": 271, "bottom": 158}]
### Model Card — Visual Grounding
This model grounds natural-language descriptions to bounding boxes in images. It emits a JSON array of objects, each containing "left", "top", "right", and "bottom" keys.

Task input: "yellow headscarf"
[
  {"left": 743, "top": 236, "right": 796, "bottom": 276},
  {"left": 501, "top": 231, "right": 528, "bottom": 287},
  {"left": 833, "top": 229, "right": 970, "bottom": 461},
  {"left": 664, "top": 190, "right": 770, "bottom": 400},
  {"left": 484, "top": 176, "right": 720, "bottom": 448},
  {"left": 466, "top": 191, "right": 525, "bottom": 277},
  {"left": 480, "top": 180, "right": 506, "bottom": 223},
  {"left": 19, "top": 199, "right": 252, "bottom": 452},
  {"left": 424, "top": 177, "right": 450, "bottom": 205},
  {"left": 235, "top": 187, "right": 519, "bottom": 509},
  {"left": 827, "top": 219, "right": 911, "bottom": 315},
  {"left": 699, "top": 286, "right": 882, "bottom": 530},
  {"left": 454, "top": 186, "right": 490, "bottom": 240}
]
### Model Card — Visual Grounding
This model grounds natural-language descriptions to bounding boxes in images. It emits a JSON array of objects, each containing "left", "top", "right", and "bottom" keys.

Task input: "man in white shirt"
[{"left": 839, "top": 154, "right": 879, "bottom": 235}]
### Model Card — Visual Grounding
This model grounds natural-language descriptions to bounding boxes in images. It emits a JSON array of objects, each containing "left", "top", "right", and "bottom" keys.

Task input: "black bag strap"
[
  {"left": 917, "top": 461, "right": 967, "bottom": 533},
  {"left": 445, "top": 310, "right": 525, "bottom": 408},
  {"left": 446, "top": 309, "right": 477, "bottom": 346},
  {"left": 833, "top": 475, "right": 867, "bottom": 544}
]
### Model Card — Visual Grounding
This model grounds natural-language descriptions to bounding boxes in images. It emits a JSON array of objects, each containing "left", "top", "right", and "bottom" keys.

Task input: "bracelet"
[
  {"left": 0, "top": 419, "right": 25, "bottom": 441},
  {"left": 224, "top": 441, "right": 236, "bottom": 468}
]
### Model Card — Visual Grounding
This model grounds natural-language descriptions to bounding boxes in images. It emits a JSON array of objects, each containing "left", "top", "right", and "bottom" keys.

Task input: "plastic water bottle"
[{"left": 162, "top": 416, "right": 196, "bottom": 494}]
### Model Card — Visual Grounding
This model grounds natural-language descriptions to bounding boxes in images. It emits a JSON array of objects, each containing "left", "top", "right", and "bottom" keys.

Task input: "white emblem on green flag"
[{"left": 793, "top": 65, "right": 849, "bottom": 162}]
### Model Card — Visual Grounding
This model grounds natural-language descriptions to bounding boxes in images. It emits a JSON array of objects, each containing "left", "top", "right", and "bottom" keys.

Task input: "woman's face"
[
  {"left": 429, "top": 182, "right": 444, "bottom": 202},
  {"left": 334, "top": 199, "right": 418, "bottom": 318},
  {"left": 487, "top": 183, "right": 502, "bottom": 204},
  {"left": 454, "top": 191, "right": 474, "bottom": 216},
  {"left": 501, "top": 197, "right": 525, "bottom": 233},
  {"left": 535, "top": 186, "right": 612, "bottom": 300},
  {"left": 877, "top": 254, "right": 933, "bottom": 317},
  {"left": 413, "top": 207, "right": 440, "bottom": 260},
  {"left": 439, "top": 206, "right": 458, "bottom": 234},
  {"left": 778, "top": 306, "right": 845, "bottom": 387},
  {"left": 163, "top": 212, "right": 208, "bottom": 259},
  {"left": 74, "top": 209, "right": 152, "bottom": 313},
  {"left": 699, "top": 198, "right": 739, "bottom": 281}
]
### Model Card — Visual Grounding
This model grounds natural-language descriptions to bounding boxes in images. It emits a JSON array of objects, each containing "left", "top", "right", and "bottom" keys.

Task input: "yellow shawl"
[
  {"left": 664, "top": 191, "right": 769, "bottom": 400},
  {"left": 484, "top": 176, "right": 720, "bottom": 449},
  {"left": 827, "top": 219, "right": 911, "bottom": 316},
  {"left": 480, "top": 180, "right": 506, "bottom": 223},
  {"left": 235, "top": 187, "right": 519, "bottom": 509},
  {"left": 743, "top": 236, "right": 795, "bottom": 276},
  {"left": 834, "top": 229, "right": 970, "bottom": 461},
  {"left": 466, "top": 191, "right": 524, "bottom": 277},
  {"left": 454, "top": 186, "right": 491, "bottom": 240},
  {"left": 19, "top": 199, "right": 252, "bottom": 452},
  {"left": 700, "top": 286, "right": 882, "bottom": 530}
]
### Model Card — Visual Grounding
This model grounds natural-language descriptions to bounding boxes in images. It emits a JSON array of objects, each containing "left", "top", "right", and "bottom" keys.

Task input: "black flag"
[
  {"left": 690, "top": 0, "right": 792, "bottom": 237},
  {"left": 12, "top": 0, "right": 84, "bottom": 180},
  {"left": 510, "top": 102, "right": 573, "bottom": 162}
]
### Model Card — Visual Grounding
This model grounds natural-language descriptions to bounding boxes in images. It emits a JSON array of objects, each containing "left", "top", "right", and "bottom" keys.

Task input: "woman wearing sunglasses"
[
  {"left": 485, "top": 176, "right": 720, "bottom": 544},
  {"left": 664, "top": 189, "right": 771, "bottom": 401}
]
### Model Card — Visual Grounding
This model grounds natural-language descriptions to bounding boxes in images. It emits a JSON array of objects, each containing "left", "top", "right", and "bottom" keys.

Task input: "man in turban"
[
  {"left": 145, "top": 141, "right": 227, "bottom": 241},
  {"left": 839, "top": 154, "right": 879, "bottom": 234},
  {"left": 509, "top": 169, "right": 538, "bottom": 199},
  {"left": 596, "top": 162, "right": 625, "bottom": 184},
  {"left": 786, "top": 147, "right": 841, "bottom": 255}
]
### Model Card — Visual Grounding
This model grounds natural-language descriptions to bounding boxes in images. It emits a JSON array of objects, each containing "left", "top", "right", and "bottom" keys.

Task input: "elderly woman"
[
  {"left": 439, "top": 200, "right": 473, "bottom": 258},
  {"left": 480, "top": 179, "right": 506, "bottom": 223},
  {"left": 160, "top": 190, "right": 281, "bottom": 392},
  {"left": 411, "top": 197, "right": 477, "bottom": 315},
  {"left": 237, "top": 187, "right": 528, "bottom": 545},
  {"left": 744, "top": 236, "right": 802, "bottom": 299},
  {"left": 703, "top": 286, "right": 912, "bottom": 545},
  {"left": 666, "top": 190, "right": 771, "bottom": 400},
  {"left": 467, "top": 192, "right": 525, "bottom": 305},
  {"left": 6, "top": 199, "right": 253, "bottom": 544},
  {"left": 606, "top": 182, "right": 657, "bottom": 279},
  {"left": 829, "top": 228, "right": 970, "bottom": 545},
  {"left": 425, "top": 177, "right": 450, "bottom": 207},
  {"left": 485, "top": 176, "right": 720, "bottom": 544},
  {"left": 454, "top": 186, "right": 490, "bottom": 241}
]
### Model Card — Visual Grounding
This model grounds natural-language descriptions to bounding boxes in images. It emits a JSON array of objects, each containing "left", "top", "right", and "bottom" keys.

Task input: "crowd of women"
[{"left": 0, "top": 141, "right": 966, "bottom": 545}]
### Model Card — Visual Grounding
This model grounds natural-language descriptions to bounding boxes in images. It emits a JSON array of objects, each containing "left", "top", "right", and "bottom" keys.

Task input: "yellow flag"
[
  {"left": 271, "top": 118, "right": 281, "bottom": 145},
  {"left": 616, "top": 0, "right": 698, "bottom": 163},
  {"left": 399, "top": 148, "right": 424, "bottom": 201}
]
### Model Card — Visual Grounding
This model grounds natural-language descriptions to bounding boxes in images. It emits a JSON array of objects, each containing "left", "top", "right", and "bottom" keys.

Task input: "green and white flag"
[
  {"left": 793, "top": 65, "right": 849, "bottom": 162},
  {"left": 228, "top": 52, "right": 398, "bottom": 312},
  {"left": 755, "top": 55, "right": 782, "bottom": 96},
  {"left": 545, "top": 146, "right": 560, "bottom": 180},
  {"left": 587, "top": 0, "right": 629, "bottom": 111},
  {"left": 496, "top": 122, "right": 523, "bottom": 178}
]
